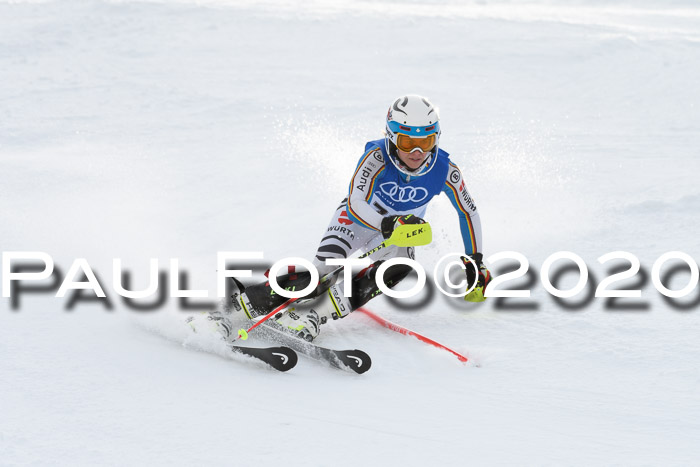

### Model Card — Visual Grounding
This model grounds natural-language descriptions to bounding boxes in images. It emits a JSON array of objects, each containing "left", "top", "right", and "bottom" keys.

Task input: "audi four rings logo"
[{"left": 379, "top": 182, "right": 429, "bottom": 203}]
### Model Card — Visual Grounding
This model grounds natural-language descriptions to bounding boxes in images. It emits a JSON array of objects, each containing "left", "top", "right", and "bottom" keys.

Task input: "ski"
[
  {"left": 185, "top": 315, "right": 298, "bottom": 372},
  {"left": 256, "top": 321, "right": 372, "bottom": 374},
  {"left": 224, "top": 277, "right": 370, "bottom": 373},
  {"left": 228, "top": 344, "right": 298, "bottom": 372}
]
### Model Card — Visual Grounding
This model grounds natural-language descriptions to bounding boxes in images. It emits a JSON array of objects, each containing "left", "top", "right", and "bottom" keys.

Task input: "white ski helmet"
[{"left": 385, "top": 95, "right": 441, "bottom": 177}]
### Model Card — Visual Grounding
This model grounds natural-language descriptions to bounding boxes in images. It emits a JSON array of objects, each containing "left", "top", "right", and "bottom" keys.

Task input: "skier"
[{"left": 216, "top": 95, "right": 491, "bottom": 342}]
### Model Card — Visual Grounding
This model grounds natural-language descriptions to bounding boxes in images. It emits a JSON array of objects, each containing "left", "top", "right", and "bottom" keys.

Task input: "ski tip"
[
  {"left": 268, "top": 346, "right": 298, "bottom": 372},
  {"left": 231, "top": 345, "right": 298, "bottom": 372},
  {"left": 338, "top": 349, "right": 372, "bottom": 374}
]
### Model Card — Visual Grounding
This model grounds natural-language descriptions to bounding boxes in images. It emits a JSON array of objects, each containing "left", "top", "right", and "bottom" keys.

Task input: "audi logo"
[{"left": 379, "top": 182, "right": 429, "bottom": 203}]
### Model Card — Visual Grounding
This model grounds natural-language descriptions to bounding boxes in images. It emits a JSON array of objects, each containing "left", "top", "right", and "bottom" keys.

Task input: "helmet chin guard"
[{"left": 384, "top": 95, "right": 441, "bottom": 178}]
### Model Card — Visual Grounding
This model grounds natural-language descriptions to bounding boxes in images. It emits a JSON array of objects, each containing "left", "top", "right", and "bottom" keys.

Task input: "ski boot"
[
  {"left": 203, "top": 278, "right": 249, "bottom": 341},
  {"left": 275, "top": 307, "right": 323, "bottom": 342},
  {"left": 205, "top": 314, "right": 235, "bottom": 340},
  {"left": 274, "top": 282, "right": 354, "bottom": 342}
]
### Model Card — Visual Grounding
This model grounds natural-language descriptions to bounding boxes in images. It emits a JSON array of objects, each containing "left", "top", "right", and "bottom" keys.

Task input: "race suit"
[
  {"left": 309, "top": 138, "right": 483, "bottom": 311},
  {"left": 241, "top": 139, "right": 483, "bottom": 316},
  {"left": 313, "top": 138, "right": 482, "bottom": 270}
]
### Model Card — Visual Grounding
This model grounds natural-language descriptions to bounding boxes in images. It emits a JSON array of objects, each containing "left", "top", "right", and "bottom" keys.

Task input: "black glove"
[
  {"left": 461, "top": 253, "right": 492, "bottom": 300},
  {"left": 381, "top": 214, "right": 425, "bottom": 239}
]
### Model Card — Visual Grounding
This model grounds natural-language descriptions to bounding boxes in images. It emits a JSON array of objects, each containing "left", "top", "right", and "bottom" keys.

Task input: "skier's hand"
[
  {"left": 381, "top": 214, "right": 425, "bottom": 239},
  {"left": 462, "top": 253, "right": 491, "bottom": 302}
]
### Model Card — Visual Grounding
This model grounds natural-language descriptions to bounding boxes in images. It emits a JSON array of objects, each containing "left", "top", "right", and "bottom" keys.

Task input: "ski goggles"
[{"left": 396, "top": 133, "right": 436, "bottom": 153}]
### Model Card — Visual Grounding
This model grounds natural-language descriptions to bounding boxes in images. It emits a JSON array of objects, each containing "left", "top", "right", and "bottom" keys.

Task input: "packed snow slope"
[{"left": 2, "top": 1, "right": 700, "bottom": 466}]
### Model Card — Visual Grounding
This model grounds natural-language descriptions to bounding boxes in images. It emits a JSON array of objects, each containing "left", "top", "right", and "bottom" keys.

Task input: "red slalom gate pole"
[{"left": 356, "top": 307, "right": 469, "bottom": 363}]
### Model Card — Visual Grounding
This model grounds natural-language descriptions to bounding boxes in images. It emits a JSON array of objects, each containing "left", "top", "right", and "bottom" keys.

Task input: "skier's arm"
[
  {"left": 346, "top": 147, "right": 385, "bottom": 231},
  {"left": 442, "top": 163, "right": 483, "bottom": 255}
]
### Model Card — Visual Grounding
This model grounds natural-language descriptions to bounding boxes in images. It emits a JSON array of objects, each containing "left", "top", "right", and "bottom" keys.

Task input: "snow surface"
[{"left": 2, "top": 0, "right": 700, "bottom": 465}]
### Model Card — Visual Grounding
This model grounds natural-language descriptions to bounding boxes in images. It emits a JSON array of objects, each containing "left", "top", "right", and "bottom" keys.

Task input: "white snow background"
[{"left": 1, "top": 0, "right": 700, "bottom": 465}]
